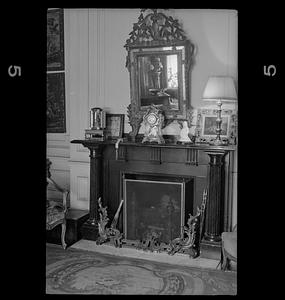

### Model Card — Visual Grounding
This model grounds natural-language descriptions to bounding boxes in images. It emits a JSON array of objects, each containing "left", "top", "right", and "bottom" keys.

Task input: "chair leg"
[
  {"left": 221, "top": 245, "right": 228, "bottom": 271},
  {"left": 221, "top": 257, "right": 228, "bottom": 271},
  {"left": 61, "top": 221, "right": 67, "bottom": 250}
]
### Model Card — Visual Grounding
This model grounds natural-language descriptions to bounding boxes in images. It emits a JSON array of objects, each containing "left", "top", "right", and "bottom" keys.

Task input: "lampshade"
[{"left": 202, "top": 76, "right": 237, "bottom": 102}]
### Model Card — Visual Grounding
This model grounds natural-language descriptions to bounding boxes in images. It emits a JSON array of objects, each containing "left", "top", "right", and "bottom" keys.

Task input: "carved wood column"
[
  {"left": 81, "top": 145, "right": 103, "bottom": 240},
  {"left": 204, "top": 150, "right": 226, "bottom": 242}
]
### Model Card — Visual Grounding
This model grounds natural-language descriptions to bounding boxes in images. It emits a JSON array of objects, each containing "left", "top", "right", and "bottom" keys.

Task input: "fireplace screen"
[{"left": 123, "top": 174, "right": 193, "bottom": 245}]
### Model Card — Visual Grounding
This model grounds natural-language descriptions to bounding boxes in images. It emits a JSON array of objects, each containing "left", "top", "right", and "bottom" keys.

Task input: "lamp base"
[{"left": 209, "top": 137, "right": 228, "bottom": 146}]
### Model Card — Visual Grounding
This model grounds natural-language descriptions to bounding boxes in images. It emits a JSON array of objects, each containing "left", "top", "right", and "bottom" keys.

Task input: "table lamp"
[{"left": 202, "top": 76, "right": 237, "bottom": 146}]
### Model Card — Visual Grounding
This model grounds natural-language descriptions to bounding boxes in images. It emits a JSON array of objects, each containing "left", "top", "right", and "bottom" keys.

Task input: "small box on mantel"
[{"left": 85, "top": 129, "right": 106, "bottom": 141}]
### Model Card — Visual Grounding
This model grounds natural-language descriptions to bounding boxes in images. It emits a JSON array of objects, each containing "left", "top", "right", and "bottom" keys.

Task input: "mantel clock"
[{"left": 142, "top": 105, "right": 165, "bottom": 144}]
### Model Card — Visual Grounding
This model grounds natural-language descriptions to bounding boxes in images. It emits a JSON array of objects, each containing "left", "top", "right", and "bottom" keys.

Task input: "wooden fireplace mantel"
[
  {"left": 71, "top": 139, "right": 236, "bottom": 259},
  {"left": 72, "top": 139, "right": 235, "bottom": 151}
]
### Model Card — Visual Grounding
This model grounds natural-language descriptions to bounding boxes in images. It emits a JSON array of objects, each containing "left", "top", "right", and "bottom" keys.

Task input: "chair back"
[
  {"left": 47, "top": 158, "right": 52, "bottom": 179},
  {"left": 46, "top": 159, "right": 69, "bottom": 213}
]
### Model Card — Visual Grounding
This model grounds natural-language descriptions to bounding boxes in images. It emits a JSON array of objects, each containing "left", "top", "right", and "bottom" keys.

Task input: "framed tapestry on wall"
[
  {"left": 47, "top": 73, "right": 66, "bottom": 133},
  {"left": 195, "top": 108, "right": 237, "bottom": 145},
  {"left": 105, "top": 114, "right": 125, "bottom": 139},
  {"left": 47, "top": 8, "right": 64, "bottom": 71}
]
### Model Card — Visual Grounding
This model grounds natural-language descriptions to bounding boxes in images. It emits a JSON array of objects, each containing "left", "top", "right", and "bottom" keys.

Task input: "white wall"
[
  {"left": 174, "top": 9, "right": 238, "bottom": 107},
  {"left": 47, "top": 8, "right": 238, "bottom": 224}
]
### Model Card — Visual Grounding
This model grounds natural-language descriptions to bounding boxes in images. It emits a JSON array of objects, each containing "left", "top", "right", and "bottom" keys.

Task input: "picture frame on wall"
[
  {"left": 47, "top": 72, "right": 66, "bottom": 133},
  {"left": 105, "top": 114, "right": 125, "bottom": 139},
  {"left": 47, "top": 8, "right": 64, "bottom": 71},
  {"left": 195, "top": 108, "right": 237, "bottom": 144}
]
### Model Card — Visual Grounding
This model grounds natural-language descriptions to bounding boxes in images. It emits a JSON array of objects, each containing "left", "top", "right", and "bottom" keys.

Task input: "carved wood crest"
[{"left": 125, "top": 9, "right": 188, "bottom": 49}]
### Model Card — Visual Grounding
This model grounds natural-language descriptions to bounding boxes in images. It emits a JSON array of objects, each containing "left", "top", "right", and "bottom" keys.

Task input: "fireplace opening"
[{"left": 122, "top": 173, "right": 194, "bottom": 247}]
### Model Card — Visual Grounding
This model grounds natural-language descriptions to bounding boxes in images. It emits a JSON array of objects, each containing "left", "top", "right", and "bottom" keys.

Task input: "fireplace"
[
  {"left": 122, "top": 172, "right": 194, "bottom": 246},
  {"left": 71, "top": 139, "right": 236, "bottom": 259}
]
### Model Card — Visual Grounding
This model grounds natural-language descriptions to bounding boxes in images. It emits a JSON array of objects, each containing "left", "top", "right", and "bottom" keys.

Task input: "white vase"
[{"left": 178, "top": 121, "right": 192, "bottom": 143}]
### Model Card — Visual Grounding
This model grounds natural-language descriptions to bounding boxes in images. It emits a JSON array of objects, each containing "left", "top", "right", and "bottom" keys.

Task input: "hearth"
[{"left": 122, "top": 172, "right": 194, "bottom": 248}]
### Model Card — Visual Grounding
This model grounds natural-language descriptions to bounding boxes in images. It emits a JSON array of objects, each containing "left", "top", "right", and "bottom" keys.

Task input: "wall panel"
[{"left": 69, "top": 161, "right": 90, "bottom": 210}]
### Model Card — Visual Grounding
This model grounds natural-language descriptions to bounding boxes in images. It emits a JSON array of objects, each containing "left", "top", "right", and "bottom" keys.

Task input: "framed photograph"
[
  {"left": 195, "top": 108, "right": 237, "bottom": 144},
  {"left": 47, "top": 73, "right": 66, "bottom": 133},
  {"left": 47, "top": 9, "right": 64, "bottom": 71},
  {"left": 105, "top": 114, "right": 125, "bottom": 139}
]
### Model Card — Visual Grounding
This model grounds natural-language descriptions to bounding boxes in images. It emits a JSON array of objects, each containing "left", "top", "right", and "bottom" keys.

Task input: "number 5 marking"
[
  {"left": 8, "top": 65, "right": 21, "bottom": 77},
  {"left": 264, "top": 65, "right": 276, "bottom": 77}
]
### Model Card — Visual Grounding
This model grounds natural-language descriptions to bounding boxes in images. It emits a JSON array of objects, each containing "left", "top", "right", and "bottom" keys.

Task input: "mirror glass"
[
  {"left": 138, "top": 52, "right": 179, "bottom": 110},
  {"left": 132, "top": 45, "right": 187, "bottom": 115}
]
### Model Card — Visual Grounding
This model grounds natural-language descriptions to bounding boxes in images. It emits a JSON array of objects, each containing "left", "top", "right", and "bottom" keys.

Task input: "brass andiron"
[
  {"left": 167, "top": 189, "right": 207, "bottom": 258},
  {"left": 167, "top": 213, "right": 199, "bottom": 258},
  {"left": 137, "top": 230, "right": 163, "bottom": 252},
  {"left": 97, "top": 198, "right": 124, "bottom": 247}
]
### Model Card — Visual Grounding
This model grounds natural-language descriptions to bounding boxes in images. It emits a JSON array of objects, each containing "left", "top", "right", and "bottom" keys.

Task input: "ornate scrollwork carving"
[
  {"left": 125, "top": 9, "right": 188, "bottom": 49},
  {"left": 137, "top": 230, "right": 163, "bottom": 252},
  {"left": 167, "top": 189, "right": 207, "bottom": 258},
  {"left": 96, "top": 198, "right": 124, "bottom": 248},
  {"left": 167, "top": 213, "right": 199, "bottom": 258},
  {"left": 127, "top": 103, "right": 143, "bottom": 141}
]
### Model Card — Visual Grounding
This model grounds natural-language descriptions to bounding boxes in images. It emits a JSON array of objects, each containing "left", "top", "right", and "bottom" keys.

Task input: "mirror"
[
  {"left": 137, "top": 50, "right": 181, "bottom": 110},
  {"left": 125, "top": 9, "right": 195, "bottom": 141}
]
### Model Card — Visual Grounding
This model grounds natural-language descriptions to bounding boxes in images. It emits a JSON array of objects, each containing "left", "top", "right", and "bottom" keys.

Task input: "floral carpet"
[{"left": 46, "top": 244, "right": 237, "bottom": 295}]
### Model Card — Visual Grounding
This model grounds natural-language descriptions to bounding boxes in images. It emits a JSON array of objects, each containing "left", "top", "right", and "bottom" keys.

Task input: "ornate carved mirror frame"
[{"left": 125, "top": 9, "right": 195, "bottom": 141}]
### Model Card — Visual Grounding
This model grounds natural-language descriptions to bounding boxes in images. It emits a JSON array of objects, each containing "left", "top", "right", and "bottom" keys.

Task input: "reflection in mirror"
[{"left": 138, "top": 53, "right": 180, "bottom": 110}]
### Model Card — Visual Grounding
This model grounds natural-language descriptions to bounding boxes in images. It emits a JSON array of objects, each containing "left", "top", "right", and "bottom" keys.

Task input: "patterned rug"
[{"left": 46, "top": 244, "right": 237, "bottom": 295}]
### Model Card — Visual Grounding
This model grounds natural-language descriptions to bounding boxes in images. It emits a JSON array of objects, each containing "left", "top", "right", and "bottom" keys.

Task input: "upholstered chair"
[
  {"left": 221, "top": 224, "right": 237, "bottom": 271},
  {"left": 46, "top": 159, "right": 69, "bottom": 249}
]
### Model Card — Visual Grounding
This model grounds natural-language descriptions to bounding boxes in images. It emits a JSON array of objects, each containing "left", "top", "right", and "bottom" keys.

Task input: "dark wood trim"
[
  {"left": 80, "top": 145, "right": 103, "bottom": 241},
  {"left": 203, "top": 151, "right": 226, "bottom": 243},
  {"left": 71, "top": 139, "right": 235, "bottom": 151}
]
